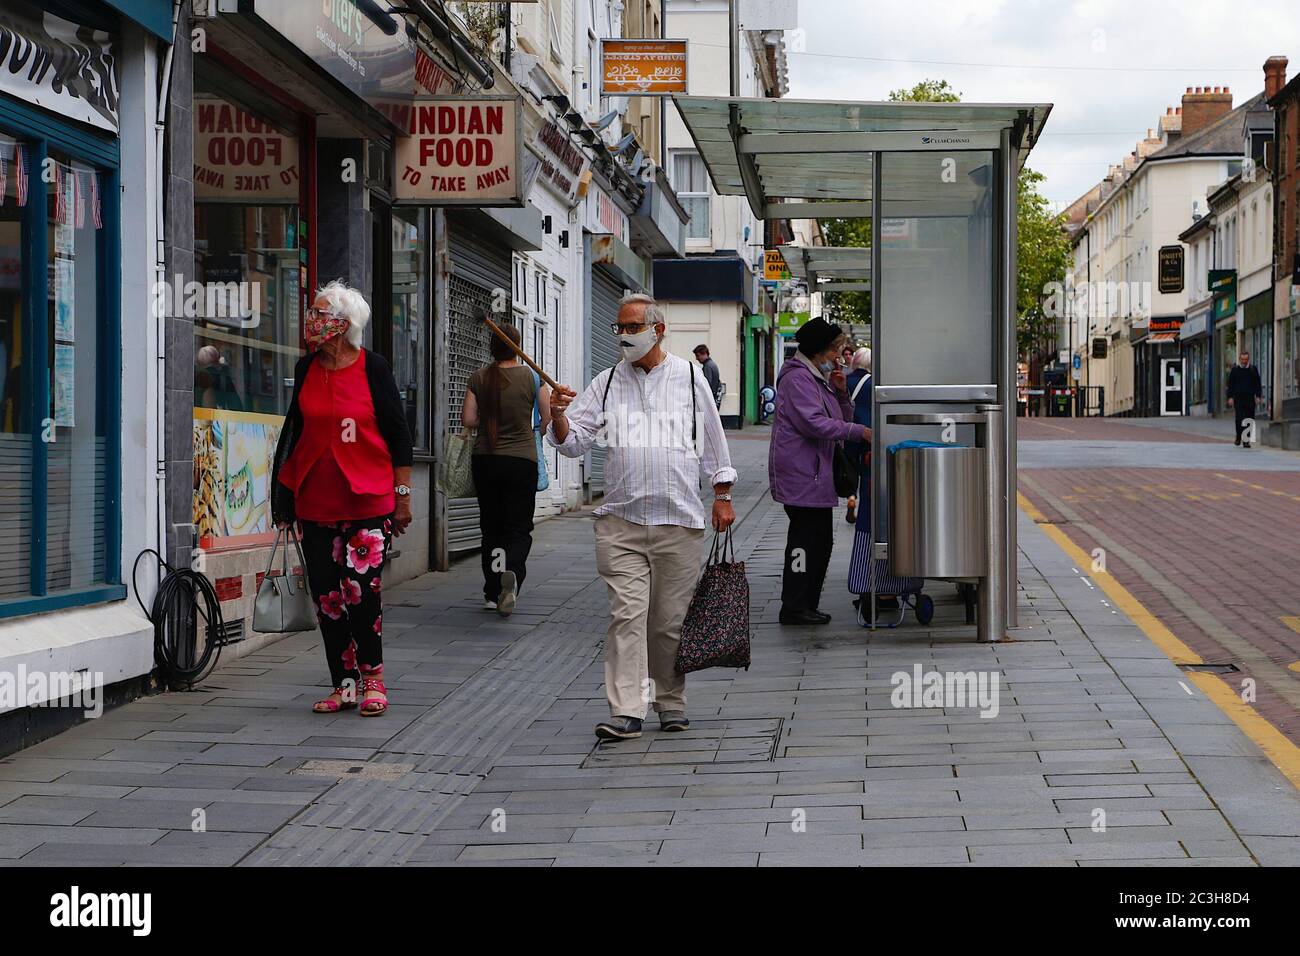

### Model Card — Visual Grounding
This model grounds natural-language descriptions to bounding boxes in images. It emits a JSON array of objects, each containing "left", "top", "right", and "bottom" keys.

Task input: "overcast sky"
[{"left": 783, "top": 0, "right": 1300, "bottom": 206}]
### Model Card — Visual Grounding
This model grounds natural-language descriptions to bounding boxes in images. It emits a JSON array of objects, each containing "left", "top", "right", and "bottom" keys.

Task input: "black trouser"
[
  {"left": 472, "top": 454, "right": 538, "bottom": 602},
  {"left": 781, "top": 504, "right": 834, "bottom": 614},
  {"left": 298, "top": 515, "right": 393, "bottom": 690},
  {"left": 1233, "top": 396, "right": 1257, "bottom": 442}
]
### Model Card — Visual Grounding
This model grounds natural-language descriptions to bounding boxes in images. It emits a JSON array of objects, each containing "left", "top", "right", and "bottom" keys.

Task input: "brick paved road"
[
  {"left": 2, "top": 429, "right": 1298, "bottom": 865},
  {"left": 1019, "top": 417, "right": 1300, "bottom": 748}
]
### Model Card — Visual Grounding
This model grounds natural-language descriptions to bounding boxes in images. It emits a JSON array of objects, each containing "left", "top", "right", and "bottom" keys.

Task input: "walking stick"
[{"left": 480, "top": 309, "right": 561, "bottom": 391}]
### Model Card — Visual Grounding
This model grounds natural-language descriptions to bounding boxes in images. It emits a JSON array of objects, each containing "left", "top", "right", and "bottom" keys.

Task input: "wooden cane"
[{"left": 481, "top": 310, "right": 562, "bottom": 391}]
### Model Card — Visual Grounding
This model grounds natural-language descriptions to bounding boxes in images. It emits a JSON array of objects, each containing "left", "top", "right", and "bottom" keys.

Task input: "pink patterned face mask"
[{"left": 305, "top": 308, "right": 350, "bottom": 348}]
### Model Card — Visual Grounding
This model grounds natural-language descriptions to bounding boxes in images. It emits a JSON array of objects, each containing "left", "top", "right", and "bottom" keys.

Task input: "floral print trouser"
[{"left": 298, "top": 515, "right": 393, "bottom": 690}]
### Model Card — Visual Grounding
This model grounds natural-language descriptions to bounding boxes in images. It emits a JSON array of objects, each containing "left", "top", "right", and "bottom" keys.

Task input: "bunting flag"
[
  {"left": 90, "top": 169, "right": 102, "bottom": 229},
  {"left": 0, "top": 151, "right": 6, "bottom": 207},
  {"left": 54, "top": 162, "right": 65, "bottom": 224},
  {"left": 74, "top": 169, "right": 84, "bottom": 229},
  {"left": 15, "top": 145, "right": 27, "bottom": 207}
]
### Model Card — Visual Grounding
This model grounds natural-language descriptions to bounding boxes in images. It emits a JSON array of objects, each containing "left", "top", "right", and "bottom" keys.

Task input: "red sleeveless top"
[{"left": 277, "top": 352, "right": 396, "bottom": 521}]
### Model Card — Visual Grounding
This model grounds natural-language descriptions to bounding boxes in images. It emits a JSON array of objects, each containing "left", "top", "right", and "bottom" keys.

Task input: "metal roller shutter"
[
  {"left": 588, "top": 265, "right": 625, "bottom": 496},
  {"left": 446, "top": 220, "right": 512, "bottom": 553}
]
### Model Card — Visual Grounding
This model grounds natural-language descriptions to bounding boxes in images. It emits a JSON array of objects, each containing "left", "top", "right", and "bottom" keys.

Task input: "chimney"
[
  {"left": 1264, "top": 56, "right": 1289, "bottom": 99},
  {"left": 1181, "top": 85, "right": 1233, "bottom": 138}
]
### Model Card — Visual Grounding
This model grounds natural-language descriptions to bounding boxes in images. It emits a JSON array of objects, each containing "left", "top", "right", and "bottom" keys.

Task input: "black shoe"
[
  {"left": 1243, "top": 442, "right": 1251, "bottom": 449},
  {"left": 809, "top": 610, "right": 832, "bottom": 623},
  {"left": 1235, "top": 436, "right": 1242, "bottom": 445},
  {"left": 779, "top": 609, "right": 828, "bottom": 626},
  {"left": 595, "top": 716, "right": 643, "bottom": 740},
  {"left": 658, "top": 711, "right": 690, "bottom": 732}
]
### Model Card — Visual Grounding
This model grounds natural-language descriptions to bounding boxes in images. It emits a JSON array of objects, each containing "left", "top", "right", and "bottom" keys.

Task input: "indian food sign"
[
  {"left": 600, "top": 39, "right": 688, "bottom": 96},
  {"left": 393, "top": 96, "right": 524, "bottom": 206}
]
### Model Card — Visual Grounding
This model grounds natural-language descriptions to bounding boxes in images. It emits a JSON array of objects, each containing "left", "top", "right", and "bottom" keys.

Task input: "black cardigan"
[{"left": 270, "top": 349, "right": 414, "bottom": 524}]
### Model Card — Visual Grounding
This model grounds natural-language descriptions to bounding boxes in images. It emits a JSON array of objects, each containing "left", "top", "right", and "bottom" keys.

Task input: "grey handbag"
[
  {"left": 252, "top": 528, "right": 316, "bottom": 633},
  {"left": 437, "top": 430, "right": 477, "bottom": 498}
]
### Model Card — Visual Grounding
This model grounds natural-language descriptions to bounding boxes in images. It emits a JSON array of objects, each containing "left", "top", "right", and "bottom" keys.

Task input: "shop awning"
[
  {"left": 1146, "top": 331, "right": 1180, "bottom": 343},
  {"left": 672, "top": 95, "right": 1051, "bottom": 219}
]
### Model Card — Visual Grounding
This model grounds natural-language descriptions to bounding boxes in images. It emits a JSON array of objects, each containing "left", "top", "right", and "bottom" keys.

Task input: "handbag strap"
[
  {"left": 850, "top": 372, "right": 871, "bottom": 404},
  {"left": 708, "top": 528, "right": 735, "bottom": 566},
  {"left": 261, "top": 528, "right": 285, "bottom": 581}
]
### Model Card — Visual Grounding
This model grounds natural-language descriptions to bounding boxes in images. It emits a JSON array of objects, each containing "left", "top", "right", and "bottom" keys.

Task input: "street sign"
[
  {"left": 393, "top": 96, "right": 524, "bottom": 206},
  {"left": 600, "top": 39, "right": 689, "bottom": 96},
  {"left": 1072, "top": 354, "right": 1081, "bottom": 370},
  {"left": 764, "top": 249, "right": 791, "bottom": 281}
]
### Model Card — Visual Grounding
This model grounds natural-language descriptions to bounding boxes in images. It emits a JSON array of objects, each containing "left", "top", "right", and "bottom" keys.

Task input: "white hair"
[
  {"left": 852, "top": 347, "right": 872, "bottom": 372},
  {"left": 619, "top": 291, "right": 666, "bottom": 328},
  {"left": 315, "top": 279, "right": 371, "bottom": 347}
]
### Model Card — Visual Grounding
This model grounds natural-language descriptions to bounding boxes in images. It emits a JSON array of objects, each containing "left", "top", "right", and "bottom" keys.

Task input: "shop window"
[
  {"left": 672, "top": 151, "right": 710, "bottom": 240},
  {"left": 192, "top": 91, "right": 304, "bottom": 547},
  {"left": 390, "top": 206, "right": 429, "bottom": 451},
  {"left": 0, "top": 131, "right": 117, "bottom": 612}
]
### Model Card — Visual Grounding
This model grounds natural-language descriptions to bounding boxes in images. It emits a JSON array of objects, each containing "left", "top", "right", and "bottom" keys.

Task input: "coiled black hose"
[{"left": 132, "top": 549, "right": 225, "bottom": 688}]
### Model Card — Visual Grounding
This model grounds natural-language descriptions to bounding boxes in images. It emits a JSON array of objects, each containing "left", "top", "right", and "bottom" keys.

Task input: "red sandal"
[
  {"left": 359, "top": 676, "right": 388, "bottom": 716},
  {"left": 312, "top": 687, "right": 358, "bottom": 714}
]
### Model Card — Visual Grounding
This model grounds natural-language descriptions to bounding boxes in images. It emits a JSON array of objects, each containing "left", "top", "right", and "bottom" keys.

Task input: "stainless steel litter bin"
[{"left": 888, "top": 446, "right": 987, "bottom": 578}]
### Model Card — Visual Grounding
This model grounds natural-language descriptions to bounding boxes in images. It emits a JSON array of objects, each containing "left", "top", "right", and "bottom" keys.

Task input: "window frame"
[
  {"left": 0, "top": 96, "right": 123, "bottom": 619},
  {"left": 671, "top": 150, "right": 711, "bottom": 241}
]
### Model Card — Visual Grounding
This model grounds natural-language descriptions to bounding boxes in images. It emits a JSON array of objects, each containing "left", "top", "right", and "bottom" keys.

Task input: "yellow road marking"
[
  {"left": 1018, "top": 490, "right": 1300, "bottom": 792},
  {"left": 1185, "top": 673, "right": 1300, "bottom": 790},
  {"left": 1289, "top": 662, "right": 1300, "bottom": 675}
]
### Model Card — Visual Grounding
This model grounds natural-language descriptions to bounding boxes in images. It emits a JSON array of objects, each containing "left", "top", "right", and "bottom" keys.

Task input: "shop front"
[
  {"left": 177, "top": 1, "right": 500, "bottom": 640},
  {"left": 1135, "top": 317, "right": 1183, "bottom": 417},
  {"left": 1180, "top": 305, "right": 1211, "bottom": 415},
  {"left": 1242, "top": 291, "right": 1273, "bottom": 414},
  {"left": 0, "top": 0, "right": 172, "bottom": 741}
]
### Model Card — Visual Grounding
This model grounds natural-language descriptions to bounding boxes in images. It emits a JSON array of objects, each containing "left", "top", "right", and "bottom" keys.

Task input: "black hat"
[{"left": 794, "top": 317, "right": 842, "bottom": 356}]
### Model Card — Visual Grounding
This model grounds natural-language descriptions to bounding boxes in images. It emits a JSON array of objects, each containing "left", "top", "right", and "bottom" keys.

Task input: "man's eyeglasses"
[{"left": 610, "top": 322, "right": 654, "bottom": 334}]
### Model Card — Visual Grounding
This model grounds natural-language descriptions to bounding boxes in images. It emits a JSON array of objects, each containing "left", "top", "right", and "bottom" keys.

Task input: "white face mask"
[{"left": 620, "top": 326, "right": 660, "bottom": 363}]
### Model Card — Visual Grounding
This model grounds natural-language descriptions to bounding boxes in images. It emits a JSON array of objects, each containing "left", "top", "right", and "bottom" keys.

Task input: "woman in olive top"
[{"left": 460, "top": 324, "right": 550, "bottom": 616}]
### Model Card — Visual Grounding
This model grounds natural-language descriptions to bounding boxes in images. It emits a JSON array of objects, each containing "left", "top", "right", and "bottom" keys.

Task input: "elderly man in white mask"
[{"left": 548, "top": 293, "right": 737, "bottom": 740}]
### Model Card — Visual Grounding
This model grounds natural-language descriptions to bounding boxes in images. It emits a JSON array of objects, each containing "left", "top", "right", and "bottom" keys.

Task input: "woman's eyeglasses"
[{"left": 306, "top": 307, "right": 344, "bottom": 319}]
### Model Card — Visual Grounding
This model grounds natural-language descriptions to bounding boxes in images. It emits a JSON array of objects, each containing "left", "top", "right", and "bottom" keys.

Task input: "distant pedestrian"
[
  {"left": 844, "top": 347, "right": 872, "bottom": 525},
  {"left": 1227, "top": 351, "right": 1263, "bottom": 448},
  {"left": 768, "top": 317, "right": 870, "bottom": 626},
  {"left": 693, "top": 343, "right": 724, "bottom": 409},
  {"left": 549, "top": 294, "right": 736, "bottom": 741},
  {"left": 272, "top": 280, "right": 413, "bottom": 717},
  {"left": 460, "top": 322, "right": 550, "bottom": 616}
]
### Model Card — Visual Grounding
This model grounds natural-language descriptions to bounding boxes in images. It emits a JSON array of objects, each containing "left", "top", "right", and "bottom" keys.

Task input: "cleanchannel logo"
[{"left": 49, "top": 886, "right": 151, "bottom": 936}]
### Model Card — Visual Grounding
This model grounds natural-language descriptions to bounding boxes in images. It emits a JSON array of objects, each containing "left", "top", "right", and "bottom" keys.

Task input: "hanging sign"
[
  {"left": 0, "top": 1, "right": 120, "bottom": 133},
  {"left": 601, "top": 39, "right": 689, "bottom": 96},
  {"left": 764, "top": 249, "right": 791, "bottom": 281},
  {"left": 194, "top": 98, "right": 300, "bottom": 201},
  {"left": 1157, "top": 245, "right": 1184, "bottom": 294},
  {"left": 534, "top": 120, "right": 591, "bottom": 206},
  {"left": 1210, "top": 269, "right": 1236, "bottom": 322},
  {"left": 393, "top": 96, "right": 524, "bottom": 206}
]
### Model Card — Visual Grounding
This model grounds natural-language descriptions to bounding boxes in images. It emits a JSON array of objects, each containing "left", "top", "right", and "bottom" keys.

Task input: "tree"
[{"left": 1016, "top": 168, "right": 1072, "bottom": 360}]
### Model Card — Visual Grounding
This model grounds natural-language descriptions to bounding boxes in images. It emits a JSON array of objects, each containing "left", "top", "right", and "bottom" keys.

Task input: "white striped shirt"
[{"left": 546, "top": 351, "right": 737, "bottom": 528}]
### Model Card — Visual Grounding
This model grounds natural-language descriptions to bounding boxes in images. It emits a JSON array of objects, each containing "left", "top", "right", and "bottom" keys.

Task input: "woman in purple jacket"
[{"left": 769, "top": 318, "right": 872, "bottom": 625}]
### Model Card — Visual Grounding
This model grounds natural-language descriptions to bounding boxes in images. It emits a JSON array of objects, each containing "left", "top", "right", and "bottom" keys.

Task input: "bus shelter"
[{"left": 673, "top": 96, "right": 1051, "bottom": 640}]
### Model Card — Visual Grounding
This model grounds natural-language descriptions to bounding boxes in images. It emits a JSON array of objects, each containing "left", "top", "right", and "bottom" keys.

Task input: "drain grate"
[
  {"left": 581, "top": 717, "right": 783, "bottom": 769},
  {"left": 291, "top": 760, "right": 415, "bottom": 780},
  {"left": 1180, "top": 663, "right": 1240, "bottom": 675}
]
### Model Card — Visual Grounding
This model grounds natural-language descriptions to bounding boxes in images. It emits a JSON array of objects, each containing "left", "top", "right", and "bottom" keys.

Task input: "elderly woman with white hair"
[{"left": 271, "top": 279, "right": 414, "bottom": 717}]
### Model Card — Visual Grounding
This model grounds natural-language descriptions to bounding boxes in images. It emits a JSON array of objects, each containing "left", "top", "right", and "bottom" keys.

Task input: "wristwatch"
[
  {"left": 395, "top": 484, "right": 411, "bottom": 497},
  {"left": 715, "top": 493, "right": 733, "bottom": 502}
]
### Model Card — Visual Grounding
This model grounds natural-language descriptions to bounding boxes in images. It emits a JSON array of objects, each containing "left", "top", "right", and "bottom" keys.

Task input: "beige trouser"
[{"left": 594, "top": 514, "right": 706, "bottom": 719}]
